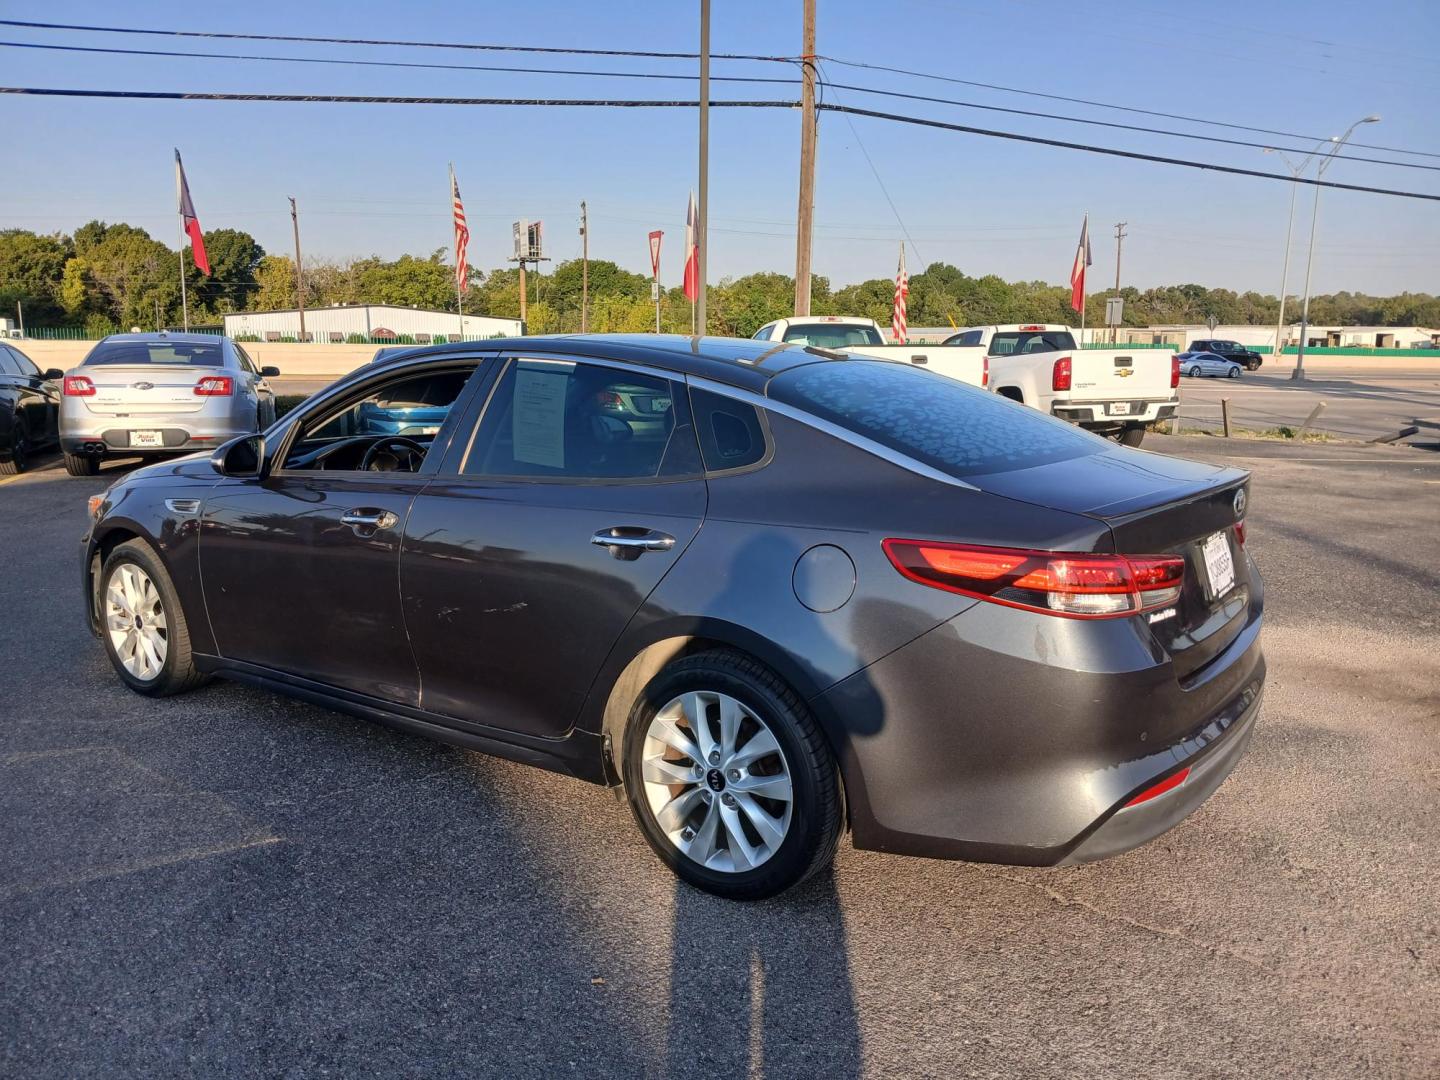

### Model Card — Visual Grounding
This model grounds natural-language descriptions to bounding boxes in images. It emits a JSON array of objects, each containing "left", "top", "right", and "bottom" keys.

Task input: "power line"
[
  {"left": 5, "top": 39, "right": 1425, "bottom": 172},
  {"left": 817, "top": 55, "right": 1439, "bottom": 161},
  {"left": 3, "top": 85, "right": 1436, "bottom": 203},
  {"left": 0, "top": 18, "right": 792, "bottom": 62}
]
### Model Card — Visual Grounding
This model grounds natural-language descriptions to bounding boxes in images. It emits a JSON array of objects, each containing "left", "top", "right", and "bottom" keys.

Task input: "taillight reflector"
[
  {"left": 982, "top": 356, "right": 989, "bottom": 388},
  {"left": 63, "top": 375, "right": 96, "bottom": 397},
  {"left": 1124, "top": 766, "right": 1190, "bottom": 807},
  {"left": 194, "top": 375, "right": 234, "bottom": 396},
  {"left": 1234, "top": 521, "right": 1246, "bottom": 546},
  {"left": 1171, "top": 355, "right": 1181, "bottom": 388},
  {"left": 882, "top": 539, "right": 1184, "bottom": 619},
  {"left": 1052, "top": 356, "right": 1072, "bottom": 392}
]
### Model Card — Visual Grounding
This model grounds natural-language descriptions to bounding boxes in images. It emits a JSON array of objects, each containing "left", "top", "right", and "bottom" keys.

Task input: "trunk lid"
[
  {"left": 79, "top": 364, "right": 217, "bottom": 416},
  {"left": 973, "top": 446, "right": 1251, "bottom": 679}
]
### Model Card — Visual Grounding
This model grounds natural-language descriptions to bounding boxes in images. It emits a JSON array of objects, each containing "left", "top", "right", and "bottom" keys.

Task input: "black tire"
[
  {"left": 97, "top": 539, "right": 210, "bottom": 697},
  {"left": 64, "top": 451, "right": 101, "bottom": 476},
  {"left": 1228, "top": 366, "right": 1241, "bottom": 378},
  {"left": 622, "top": 649, "right": 843, "bottom": 901},
  {"left": 0, "top": 419, "right": 28, "bottom": 475},
  {"left": 1247, "top": 360, "right": 1261, "bottom": 371},
  {"left": 1117, "top": 424, "right": 1146, "bottom": 447}
]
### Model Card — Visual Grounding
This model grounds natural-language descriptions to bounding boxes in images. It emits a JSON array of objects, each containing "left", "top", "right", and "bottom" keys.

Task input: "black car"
[
  {"left": 81, "top": 335, "right": 1265, "bottom": 900},
  {"left": 1189, "top": 339, "right": 1263, "bottom": 371},
  {"left": 0, "top": 342, "right": 64, "bottom": 474}
]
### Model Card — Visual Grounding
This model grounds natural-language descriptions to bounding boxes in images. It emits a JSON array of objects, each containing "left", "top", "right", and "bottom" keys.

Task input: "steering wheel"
[{"left": 360, "top": 436, "right": 428, "bottom": 473}]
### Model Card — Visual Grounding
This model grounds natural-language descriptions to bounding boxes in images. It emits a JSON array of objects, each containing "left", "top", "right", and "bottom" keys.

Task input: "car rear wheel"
[
  {"left": 99, "top": 540, "right": 209, "bottom": 697},
  {"left": 623, "top": 649, "right": 842, "bottom": 900},
  {"left": 0, "top": 419, "right": 28, "bottom": 475},
  {"left": 1117, "top": 424, "right": 1146, "bottom": 447},
  {"left": 1188, "top": 365, "right": 1202, "bottom": 377},
  {"left": 64, "top": 451, "right": 100, "bottom": 476}
]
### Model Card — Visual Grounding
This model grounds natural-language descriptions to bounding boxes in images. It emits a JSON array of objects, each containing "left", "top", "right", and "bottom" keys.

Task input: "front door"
[
  {"left": 402, "top": 356, "right": 707, "bottom": 738},
  {"left": 199, "top": 361, "right": 483, "bottom": 704}
]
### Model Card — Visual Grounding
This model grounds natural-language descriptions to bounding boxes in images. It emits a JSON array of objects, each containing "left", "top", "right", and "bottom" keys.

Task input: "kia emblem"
[{"left": 1233, "top": 488, "right": 1247, "bottom": 519}]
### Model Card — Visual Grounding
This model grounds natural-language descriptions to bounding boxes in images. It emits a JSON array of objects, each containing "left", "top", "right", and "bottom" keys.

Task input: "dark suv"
[{"left": 1190, "top": 339, "right": 1263, "bottom": 371}]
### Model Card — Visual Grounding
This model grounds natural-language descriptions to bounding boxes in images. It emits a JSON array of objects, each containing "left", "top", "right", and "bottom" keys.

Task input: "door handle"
[
  {"left": 591, "top": 527, "right": 676, "bottom": 560},
  {"left": 341, "top": 508, "right": 398, "bottom": 530}
]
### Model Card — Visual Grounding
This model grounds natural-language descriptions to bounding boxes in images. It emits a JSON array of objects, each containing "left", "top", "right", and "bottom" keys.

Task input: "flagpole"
[
  {"left": 1079, "top": 211, "right": 1088, "bottom": 343},
  {"left": 451, "top": 164, "right": 464, "bottom": 338},
  {"left": 175, "top": 151, "right": 189, "bottom": 332}
]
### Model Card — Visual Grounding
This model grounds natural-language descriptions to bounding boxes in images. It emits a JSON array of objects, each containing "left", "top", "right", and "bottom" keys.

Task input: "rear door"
[{"left": 401, "top": 354, "right": 707, "bottom": 738}]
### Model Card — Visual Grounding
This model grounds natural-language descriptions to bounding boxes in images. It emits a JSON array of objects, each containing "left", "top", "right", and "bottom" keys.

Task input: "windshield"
[
  {"left": 769, "top": 360, "right": 1102, "bottom": 478},
  {"left": 781, "top": 323, "right": 885, "bottom": 348},
  {"left": 83, "top": 341, "right": 225, "bottom": 367},
  {"left": 987, "top": 331, "right": 1076, "bottom": 355}
]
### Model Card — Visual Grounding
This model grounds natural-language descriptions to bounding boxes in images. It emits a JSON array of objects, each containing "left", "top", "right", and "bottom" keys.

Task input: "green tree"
[{"left": 0, "top": 229, "right": 71, "bottom": 323}]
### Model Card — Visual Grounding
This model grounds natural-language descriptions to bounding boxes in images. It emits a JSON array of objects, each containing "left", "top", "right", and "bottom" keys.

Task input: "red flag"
[
  {"left": 892, "top": 244, "right": 909, "bottom": 345},
  {"left": 683, "top": 191, "right": 699, "bottom": 303},
  {"left": 174, "top": 150, "right": 209, "bottom": 276},
  {"left": 450, "top": 164, "right": 470, "bottom": 294},
  {"left": 1069, "top": 214, "right": 1092, "bottom": 314}
]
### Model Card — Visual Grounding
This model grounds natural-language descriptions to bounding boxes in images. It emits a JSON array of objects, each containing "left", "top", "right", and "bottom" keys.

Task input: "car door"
[
  {"left": 4, "top": 346, "right": 61, "bottom": 443},
  {"left": 234, "top": 344, "right": 276, "bottom": 426},
  {"left": 199, "top": 359, "right": 488, "bottom": 704},
  {"left": 401, "top": 354, "right": 707, "bottom": 738}
]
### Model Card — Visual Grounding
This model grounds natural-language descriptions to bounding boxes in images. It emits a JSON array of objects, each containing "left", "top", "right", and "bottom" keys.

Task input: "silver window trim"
[{"left": 685, "top": 374, "right": 979, "bottom": 492}]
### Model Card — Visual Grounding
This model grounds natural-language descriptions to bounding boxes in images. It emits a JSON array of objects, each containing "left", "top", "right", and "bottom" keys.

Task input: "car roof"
[
  {"left": 97, "top": 332, "right": 229, "bottom": 344},
  {"left": 367, "top": 334, "right": 840, "bottom": 393}
]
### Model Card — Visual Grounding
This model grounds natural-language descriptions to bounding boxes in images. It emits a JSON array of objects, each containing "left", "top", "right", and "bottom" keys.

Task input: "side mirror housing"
[
  {"left": 43, "top": 368, "right": 65, "bottom": 381},
  {"left": 211, "top": 433, "right": 268, "bottom": 479},
  {"left": 260, "top": 365, "right": 281, "bottom": 377}
]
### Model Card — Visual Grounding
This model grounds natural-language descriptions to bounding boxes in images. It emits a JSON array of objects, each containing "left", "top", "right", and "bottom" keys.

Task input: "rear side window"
[
  {"left": 945, "top": 330, "right": 983, "bottom": 347},
  {"left": 769, "top": 360, "right": 1101, "bottom": 478},
  {"left": 987, "top": 331, "right": 1075, "bottom": 355},
  {"left": 690, "top": 388, "right": 768, "bottom": 472},
  {"left": 781, "top": 324, "right": 885, "bottom": 348},
  {"left": 83, "top": 341, "right": 224, "bottom": 367}
]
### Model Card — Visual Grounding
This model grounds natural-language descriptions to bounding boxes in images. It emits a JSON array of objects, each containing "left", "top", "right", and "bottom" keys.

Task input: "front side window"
[
  {"left": 770, "top": 360, "right": 1101, "bottom": 478},
  {"left": 0, "top": 347, "right": 18, "bottom": 376},
  {"left": 464, "top": 358, "right": 697, "bottom": 480},
  {"left": 83, "top": 341, "right": 225, "bottom": 367}
]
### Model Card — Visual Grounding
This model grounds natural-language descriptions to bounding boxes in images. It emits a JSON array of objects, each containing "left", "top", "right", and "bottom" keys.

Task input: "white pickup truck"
[
  {"left": 752, "top": 316, "right": 987, "bottom": 388},
  {"left": 945, "top": 324, "right": 1179, "bottom": 446}
]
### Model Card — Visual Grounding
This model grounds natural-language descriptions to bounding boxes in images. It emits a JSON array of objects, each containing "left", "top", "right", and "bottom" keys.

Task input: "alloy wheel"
[
  {"left": 640, "top": 690, "right": 794, "bottom": 873},
  {"left": 105, "top": 563, "right": 168, "bottom": 681}
]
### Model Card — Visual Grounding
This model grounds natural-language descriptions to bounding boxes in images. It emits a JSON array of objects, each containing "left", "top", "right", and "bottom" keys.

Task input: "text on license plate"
[
  {"left": 130, "top": 430, "right": 164, "bottom": 448},
  {"left": 1107, "top": 401, "right": 1139, "bottom": 416},
  {"left": 1201, "top": 531, "right": 1236, "bottom": 598}
]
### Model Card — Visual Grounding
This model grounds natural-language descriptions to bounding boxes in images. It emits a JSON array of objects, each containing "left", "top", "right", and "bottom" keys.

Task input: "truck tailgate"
[{"left": 1068, "top": 350, "right": 1173, "bottom": 403}]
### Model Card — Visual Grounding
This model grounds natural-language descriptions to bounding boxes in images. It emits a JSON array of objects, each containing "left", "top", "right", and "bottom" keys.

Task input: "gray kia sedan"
[
  {"left": 80, "top": 335, "right": 1264, "bottom": 900},
  {"left": 60, "top": 332, "right": 279, "bottom": 475}
]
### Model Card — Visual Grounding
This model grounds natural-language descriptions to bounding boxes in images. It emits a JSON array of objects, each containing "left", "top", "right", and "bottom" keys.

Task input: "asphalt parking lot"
[{"left": 2, "top": 436, "right": 1438, "bottom": 1078}]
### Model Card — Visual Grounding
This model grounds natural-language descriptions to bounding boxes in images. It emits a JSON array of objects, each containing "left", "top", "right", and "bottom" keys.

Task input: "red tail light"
[
  {"left": 1124, "top": 766, "right": 1190, "bottom": 807},
  {"left": 63, "top": 375, "right": 96, "bottom": 397},
  {"left": 882, "top": 539, "right": 1184, "bottom": 619},
  {"left": 595, "top": 390, "right": 624, "bottom": 410},
  {"left": 194, "top": 375, "right": 234, "bottom": 396},
  {"left": 982, "top": 356, "right": 989, "bottom": 388},
  {"left": 1051, "top": 356, "right": 1072, "bottom": 392},
  {"left": 1171, "top": 355, "right": 1181, "bottom": 388},
  {"left": 1234, "top": 520, "right": 1246, "bottom": 546}
]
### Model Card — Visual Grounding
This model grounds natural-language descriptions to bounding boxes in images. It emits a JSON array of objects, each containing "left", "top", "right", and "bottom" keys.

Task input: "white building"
[
  {"left": 222, "top": 304, "right": 523, "bottom": 343},
  {"left": 1102, "top": 324, "right": 1440, "bottom": 351}
]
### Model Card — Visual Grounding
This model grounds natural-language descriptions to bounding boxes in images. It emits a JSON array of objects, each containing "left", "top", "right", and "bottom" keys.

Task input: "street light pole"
[
  {"left": 1292, "top": 115, "right": 1380, "bottom": 382},
  {"left": 1262, "top": 142, "right": 1327, "bottom": 367}
]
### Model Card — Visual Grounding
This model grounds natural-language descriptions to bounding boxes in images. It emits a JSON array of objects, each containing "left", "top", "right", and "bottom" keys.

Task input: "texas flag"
[
  {"left": 175, "top": 150, "right": 210, "bottom": 276},
  {"left": 683, "top": 190, "right": 699, "bottom": 303},
  {"left": 1069, "top": 213, "right": 1091, "bottom": 314}
]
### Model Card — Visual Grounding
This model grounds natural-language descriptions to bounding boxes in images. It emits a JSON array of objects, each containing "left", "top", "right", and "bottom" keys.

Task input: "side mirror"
[
  {"left": 210, "top": 433, "right": 268, "bottom": 479},
  {"left": 43, "top": 368, "right": 65, "bottom": 381},
  {"left": 260, "top": 365, "right": 281, "bottom": 377}
]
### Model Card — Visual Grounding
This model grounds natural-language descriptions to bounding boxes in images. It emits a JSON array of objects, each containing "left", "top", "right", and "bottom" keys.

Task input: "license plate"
[
  {"left": 130, "top": 430, "right": 164, "bottom": 448},
  {"left": 1201, "top": 531, "right": 1236, "bottom": 598},
  {"left": 1107, "top": 402, "right": 1138, "bottom": 416}
]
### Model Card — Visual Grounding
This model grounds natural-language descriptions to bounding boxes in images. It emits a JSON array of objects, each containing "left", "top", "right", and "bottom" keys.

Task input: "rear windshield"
[
  {"left": 83, "top": 341, "right": 224, "bottom": 367},
  {"left": 988, "top": 331, "right": 1076, "bottom": 355},
  {"left": 769, "top": 360, "right": 1101, "bottom": 477},
  {"left": 781, "top": 323, "right": 885, "bottom": 348}
]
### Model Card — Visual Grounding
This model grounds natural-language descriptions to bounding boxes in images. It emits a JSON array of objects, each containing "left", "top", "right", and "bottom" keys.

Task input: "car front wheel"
[
  {"left": 623, "top": 649, "right": 842, "bottom": 900},
  {"left": 98, "top": 539, "right": 210, "bottom": 697}
]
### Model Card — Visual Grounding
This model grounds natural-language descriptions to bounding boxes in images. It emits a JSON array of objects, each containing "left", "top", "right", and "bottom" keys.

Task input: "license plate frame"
[
  {"left": 1201, "top": 531, "right": 1236, "bottom": 599},
  {"left": 1107, "top": 401, "right": 1140, "bottom": 416},
  {"left": 129, "top": 430, "right": 164, "bottom": 448}
]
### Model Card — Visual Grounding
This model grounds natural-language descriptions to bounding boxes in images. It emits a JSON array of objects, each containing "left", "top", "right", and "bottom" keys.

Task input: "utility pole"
[
  {"left": 1111, "top": 222, "right": 1127, "bottom": 343},
  {"left": 519, "top": 262, "right": 528, "bottom": 325},
  {"left": 15, "top": 301, "right": 24, "bottom": 338},
  {"left": 289, "top": 197, "right": 306, "bottom": 341},
  {"left": 696, "top": 0, "right": 710, "bottom": 333},
  {"left": 793, "top": 0, "right": 817, "bottom": 316},
  {"left": 154, "top": 299, "right": 160, "bottom": 332},
  {"left": 580, "top": 201, "right": 589, "bottom": 333}
]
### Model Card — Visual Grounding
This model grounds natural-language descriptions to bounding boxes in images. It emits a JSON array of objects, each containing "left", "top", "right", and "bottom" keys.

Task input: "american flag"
[
  {"left": 892, "top": 243, "right": 909, "bottom": 344},
  {"left": 450, "top": 164, "right": 469, "bottom": 294}
]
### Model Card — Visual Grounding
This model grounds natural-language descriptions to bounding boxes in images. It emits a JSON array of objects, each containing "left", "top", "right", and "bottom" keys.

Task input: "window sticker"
[{"left": 512, "top": 360, "right": 572, "bottom": 469}]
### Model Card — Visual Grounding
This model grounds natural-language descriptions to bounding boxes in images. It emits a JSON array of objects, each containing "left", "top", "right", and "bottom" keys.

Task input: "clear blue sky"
[{"left": 2, "top": 0, "right": 1437, "bottom": 297}]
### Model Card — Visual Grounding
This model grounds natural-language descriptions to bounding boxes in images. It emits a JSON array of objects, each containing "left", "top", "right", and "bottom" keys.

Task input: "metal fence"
[{"left": 18, "top": 327, "right": 511, "bottom": 345}]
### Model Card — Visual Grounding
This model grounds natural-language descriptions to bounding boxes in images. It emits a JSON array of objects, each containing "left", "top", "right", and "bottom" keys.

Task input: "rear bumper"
[
  {"left": 61, "top": 423, "right": 249, "bottom": 456},
  {"left": 1053, "top": 398, "right": 1178, "bottom": 425}
]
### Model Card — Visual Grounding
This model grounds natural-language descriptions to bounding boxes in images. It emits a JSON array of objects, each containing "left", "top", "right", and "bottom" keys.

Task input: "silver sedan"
[{"left": 1178, "top": 351, "right": 1243, "bottom": 379}]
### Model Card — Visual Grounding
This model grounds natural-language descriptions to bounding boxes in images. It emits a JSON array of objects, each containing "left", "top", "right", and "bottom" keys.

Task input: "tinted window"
[
  {"left": 0, "top": 348, "right": 18, "bottom": 376},
  {"left": 308, "top": 370, "right": 471, "bottom": 441},
  {"left": 753, "top": 324, "right": 775, "bottom": 340},
  {"left": 691, "top": 388, "right": 768, "bottom": 472},
  {"left": 781, "top": 323, "right": 885, "bottom": 348},
  {"left": 83, "top": 341, "right": 225, "bottom": 367},
  {"left": 987, "top": 331, "right": 1076, "bottom": 355},
  {"left": 465, "top": 359, "right": 698, "bottom": 480},
  {"left": 234, "top": 345, "right": 257, "bottom": 374},
  {"left": 9, "top": 347, "right": 39, "bottom": 376},
  {"left": 770, "top": 360, "right": 1102, "bottom": 478}
]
